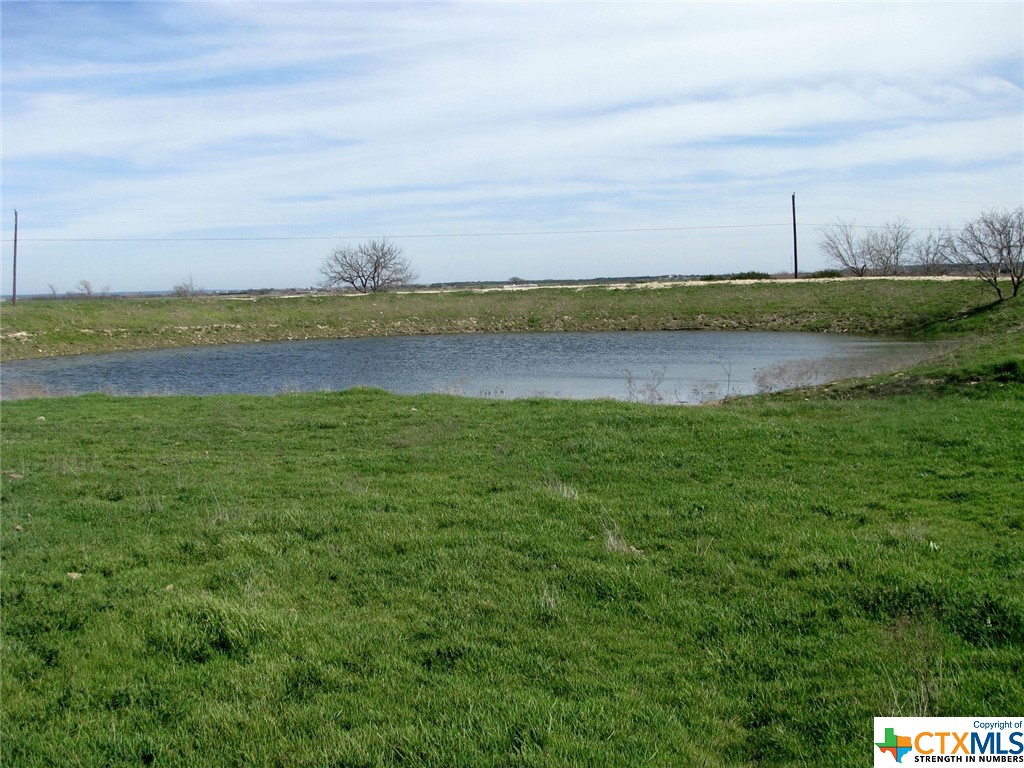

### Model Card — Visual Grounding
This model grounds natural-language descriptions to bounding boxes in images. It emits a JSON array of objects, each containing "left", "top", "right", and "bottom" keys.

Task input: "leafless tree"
[
  {"left": 946, "top": 208, "right": 1024, "bottom": 300},
  {"left": 819, "top": 218, "right": 917, "bottom": 276},
  {"left": 862, "top": 219, "right": 915, "bottom": 276},
  {"left": 818, "top": 219, "right": 869, "bottom": 276},
  {"left": 319, "top": 238, "right": 417, "bottom": 293},
  {"left": 910, "top": 229, "right": 955, "bottom": 275},
  {"left": 173, "top": 274, "right": 203, "bottom": 298},
  {"left": 67, "top": 279, "right": 109, "bottom": 298}
]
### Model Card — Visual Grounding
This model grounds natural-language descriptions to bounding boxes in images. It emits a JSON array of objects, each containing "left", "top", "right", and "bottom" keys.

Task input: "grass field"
[
  {"left": 1, "top": 280, "right": 1022, "bottom": 766},
  {"left": 0, "top": 277, "right": 1009, "bottom": 361}
]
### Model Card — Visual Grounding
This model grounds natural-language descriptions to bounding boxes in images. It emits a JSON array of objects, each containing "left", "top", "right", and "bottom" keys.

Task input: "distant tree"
[
  {"left": 318, "top": 238, "right": 417, "bottom": 293},
  {"left": 818, "top": 219, "right": 869, "bottom": 276},
  {"left": 862, "top": 219, "right": 914, "bottom": 276},
  {"left": 819, "top": 218, "right": 916, "bottom": 276},
  {"left": 910, "top": 229, "right": 955, "bottom": 276},
  {"left": 67, "top": 279, "right": 109, "bottom": 298},
  {"left": 946, "top": 208, "right": 1024, "bottom": 300},
  {"left": 173, "top": 274, "right": 203, "bottom": 298}
]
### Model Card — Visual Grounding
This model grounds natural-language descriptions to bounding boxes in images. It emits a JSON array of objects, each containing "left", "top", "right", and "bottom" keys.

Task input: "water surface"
[{"left": 1, "top": 331, "right": 934, "bottom": 402}]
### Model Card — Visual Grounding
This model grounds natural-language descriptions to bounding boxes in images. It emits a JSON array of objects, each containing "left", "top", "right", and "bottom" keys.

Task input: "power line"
[
  {"left": 2, "top": 222, "right": 790, "bottom": 244},
  {"left": 0, "top": 219, "right": 970, "bottom": 246}
]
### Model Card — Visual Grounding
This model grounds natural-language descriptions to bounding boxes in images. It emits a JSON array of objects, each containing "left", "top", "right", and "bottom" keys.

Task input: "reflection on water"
[{"left": 1, "top": 331, "right": 937, "bottom": 402}]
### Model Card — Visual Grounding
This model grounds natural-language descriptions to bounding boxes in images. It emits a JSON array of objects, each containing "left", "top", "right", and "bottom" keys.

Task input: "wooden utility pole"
[
  {"left": 12, "top": 210, "right": 17, "bottom": 305},
  {"left": 791, "top": 194, "right": 798, "bottom": 279}
]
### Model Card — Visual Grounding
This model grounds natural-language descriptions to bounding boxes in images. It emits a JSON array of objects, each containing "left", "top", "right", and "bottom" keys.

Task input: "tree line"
[
  {"left": 322, "top": 210, "right": 1024, "bottom": 300},
  {"left": 818, "top": 207, "right": 1024, "bottom": 300}
]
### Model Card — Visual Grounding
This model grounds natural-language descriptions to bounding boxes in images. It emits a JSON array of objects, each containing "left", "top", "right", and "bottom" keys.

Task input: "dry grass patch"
[{"left": 602, "top": 521, "right": 644, "bottom": 556}]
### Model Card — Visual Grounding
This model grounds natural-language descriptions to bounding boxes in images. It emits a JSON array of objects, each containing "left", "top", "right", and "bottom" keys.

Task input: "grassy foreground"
[
  {"left": 1, "top": 282, "right": 1022, "bottom": 766},
  {"left": 2, "top": 395, "right": 1023, "bottom": 764}
]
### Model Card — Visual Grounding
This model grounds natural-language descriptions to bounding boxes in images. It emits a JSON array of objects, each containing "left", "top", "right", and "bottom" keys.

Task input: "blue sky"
[{"left": 2, "top": 0, "right": 1022, "bottom": 294}]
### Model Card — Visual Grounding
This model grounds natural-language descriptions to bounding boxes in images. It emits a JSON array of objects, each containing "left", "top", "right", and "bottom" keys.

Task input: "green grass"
[
  {"left": 1, "top": 280, "right": 1022, "bottom": 765},
  {"left": 793, "top": 296, "right": 1024, "bottom": 401},
  {"left": 0, "top": 278, "right": 1010, "bottom": 361},
  {"left": 3, "top": 384, "right": 1022, "bottom": 765}
]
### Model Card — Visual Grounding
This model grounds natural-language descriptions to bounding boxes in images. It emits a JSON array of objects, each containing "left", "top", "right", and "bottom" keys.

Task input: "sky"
[{"left": 1, "top": 0, "right": 1022, "bottom": 295}]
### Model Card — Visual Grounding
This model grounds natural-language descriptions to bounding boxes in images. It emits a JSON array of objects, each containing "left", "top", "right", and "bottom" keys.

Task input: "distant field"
[
  {"left": 1, "top": 279, "right": 1022, "bottom": 766},
  {"left": 0, "top": 277, "right": 1006, "bottom": 361}
]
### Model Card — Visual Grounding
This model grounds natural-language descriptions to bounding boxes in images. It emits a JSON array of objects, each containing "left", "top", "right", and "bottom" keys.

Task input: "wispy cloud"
[{"left": 2, "top": 1, "right": 1021, "bottom": 293}]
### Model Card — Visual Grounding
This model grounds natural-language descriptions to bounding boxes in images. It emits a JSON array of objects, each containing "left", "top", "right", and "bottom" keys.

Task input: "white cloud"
[{"left": 2, "top": 1, "right": 1021, "bottom": 293}]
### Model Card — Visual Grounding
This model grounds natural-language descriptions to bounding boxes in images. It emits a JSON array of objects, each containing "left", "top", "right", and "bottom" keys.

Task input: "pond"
[{"left": 0, "top": 331, "right": 936, "bottom": 403}]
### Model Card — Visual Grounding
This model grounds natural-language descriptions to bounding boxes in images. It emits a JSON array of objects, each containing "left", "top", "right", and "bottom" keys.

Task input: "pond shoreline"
[{"left": 0, "top": 277, "right": 993, "bottom": 363}]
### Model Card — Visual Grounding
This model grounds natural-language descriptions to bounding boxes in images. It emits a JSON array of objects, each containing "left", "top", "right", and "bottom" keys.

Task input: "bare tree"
[
  {"left": 818, "top": 219, "right": 869, "bottom": 276},
  {"left": 319, "top": 238, "right": 417, "bottom": 293},
  {"left": 946, "top": 208, "right": 1024, "bottom": 300},
  {"left": 862, "top": 219, "right": 914, "bottom": 276},
  {"left": 68, "top": 279, "right": 110, "bottom": 298},
  {"left": 911, "top": 229, "right": 955, "bottom": 276},
  {"left": 173, "top": 274, "right": 203, "bottom": 298},
  {"left": 819, "top": 218, "right": 918, "bottom": 276}
]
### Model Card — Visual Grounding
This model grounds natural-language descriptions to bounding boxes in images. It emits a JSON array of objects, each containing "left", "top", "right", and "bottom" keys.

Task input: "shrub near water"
[{"left": 2, "top": 383, "right": 1022, "bottom": 766}]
